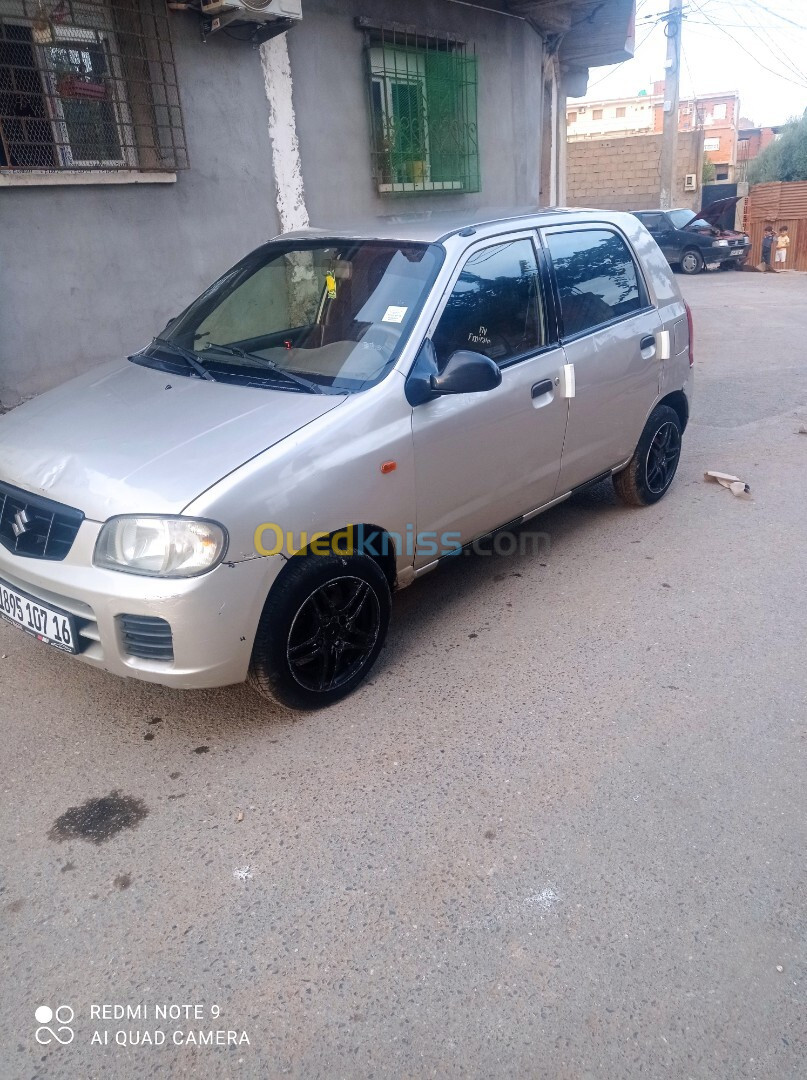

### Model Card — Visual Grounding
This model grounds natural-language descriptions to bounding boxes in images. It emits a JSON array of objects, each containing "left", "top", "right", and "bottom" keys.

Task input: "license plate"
[
  {"left": 731, "top": 249, "right": 744, "bottom": 256},
  {"left": 0, "top": 578, "right": 78, "bottom": 653}
]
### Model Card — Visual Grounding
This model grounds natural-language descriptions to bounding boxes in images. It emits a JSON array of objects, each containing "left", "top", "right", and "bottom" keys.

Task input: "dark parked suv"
[{"left": 632, "top": 198, "right": 751, "bottom": 275}]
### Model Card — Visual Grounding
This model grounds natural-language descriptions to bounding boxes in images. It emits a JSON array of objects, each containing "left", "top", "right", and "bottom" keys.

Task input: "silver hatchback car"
[{"left": 0, "top": 210, "right": 693, "bottom": 709}]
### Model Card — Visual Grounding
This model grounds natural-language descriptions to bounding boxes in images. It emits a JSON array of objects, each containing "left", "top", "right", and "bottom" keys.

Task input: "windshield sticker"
[{"left": 382, "top": 305, "right": 408, "bottom": 324}]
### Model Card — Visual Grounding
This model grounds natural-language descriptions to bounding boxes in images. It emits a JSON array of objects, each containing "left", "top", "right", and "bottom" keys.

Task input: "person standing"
[
  {"left": 775, "top": 226, "right": 790, "bottom": 270},
  {"left": 760, "top": 225, "right": 775, "bottom": 272}
]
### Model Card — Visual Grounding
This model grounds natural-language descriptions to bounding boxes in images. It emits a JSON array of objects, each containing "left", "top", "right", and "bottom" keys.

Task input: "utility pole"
[{"left": 659, "top": 0, "right": 683, "bottom": 210}]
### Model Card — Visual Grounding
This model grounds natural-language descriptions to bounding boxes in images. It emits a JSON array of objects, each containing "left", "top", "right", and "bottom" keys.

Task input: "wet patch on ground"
[{"left": 48, "top": 792, "right": 148, "bottom": 845}]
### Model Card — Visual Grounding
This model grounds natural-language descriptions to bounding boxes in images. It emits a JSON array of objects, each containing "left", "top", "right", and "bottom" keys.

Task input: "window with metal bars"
[
  {"left": 0, "top": 0, "right": 187, "bottom": 172},
  {"left": 358, "top": 20, "right": 479, "bottom": 196}
]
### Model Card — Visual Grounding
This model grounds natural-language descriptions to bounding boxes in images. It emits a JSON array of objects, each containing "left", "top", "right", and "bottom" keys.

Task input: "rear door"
[
  {"left": 542, "top": 224, "right": 663, "bottom": 493},
  {"left": 410, "top": 232, "right": 569, "bottom": 566}
]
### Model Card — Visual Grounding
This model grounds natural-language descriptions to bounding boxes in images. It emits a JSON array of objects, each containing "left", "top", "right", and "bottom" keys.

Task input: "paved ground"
[{"left": 1, "top": 270, "right": 806, "bottom": 1080}]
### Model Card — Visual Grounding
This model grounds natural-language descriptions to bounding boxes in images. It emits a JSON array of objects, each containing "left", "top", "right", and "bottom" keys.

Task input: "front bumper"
[
  {"left": 707, "top": 244, "right": 750, "bottom": 266},
  {"left": 0, "top": 520, "right": 282, "bottom": 689}
]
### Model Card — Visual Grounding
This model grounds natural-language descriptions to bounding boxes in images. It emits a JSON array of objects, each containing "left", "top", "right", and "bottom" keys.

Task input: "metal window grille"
[
  {"left": 357, "top": 19, "right": 479, "bottom": 196},
  {"left": 0, "top": 0, "right": 188, "bottom": 171}
]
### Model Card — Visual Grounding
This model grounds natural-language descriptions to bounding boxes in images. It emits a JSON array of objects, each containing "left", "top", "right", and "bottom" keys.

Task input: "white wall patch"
[{"left": 260, "top": 35, "right": 309, "bottom": 233}]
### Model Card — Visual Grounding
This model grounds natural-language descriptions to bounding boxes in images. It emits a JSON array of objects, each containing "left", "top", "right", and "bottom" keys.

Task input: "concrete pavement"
[{"left": 1, "top": 270, "right": 805, "bottom": 1079}]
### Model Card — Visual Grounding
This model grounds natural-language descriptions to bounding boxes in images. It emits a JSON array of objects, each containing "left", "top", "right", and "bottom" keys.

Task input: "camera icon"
[{"left": 35, "top": 1005, "right": 75, "bottom": 1045}]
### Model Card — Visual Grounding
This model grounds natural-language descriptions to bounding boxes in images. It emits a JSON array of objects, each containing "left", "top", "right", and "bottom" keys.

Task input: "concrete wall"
[
  {"left": 0, "top": 0, "right": 546, "bottom": 406},
  {"left": 566, "top": 131, "right": 703, "bottom": 212},
  {"left": 293, "top": 0, "right": 544, "bottom": 223},
  {"left": 0, "top": 17, "right": 281, "bottom": 408}
]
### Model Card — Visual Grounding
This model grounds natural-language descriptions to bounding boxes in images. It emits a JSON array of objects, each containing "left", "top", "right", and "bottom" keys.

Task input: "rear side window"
[
  {"left": 432, "top": 238, "right": 545, "bottom": 369},
  {"left": 546, "top": 229, "right": 644, "bottom": 338},
  {"left": 638, "top": 213, "right": 666, "bottom": 231}
]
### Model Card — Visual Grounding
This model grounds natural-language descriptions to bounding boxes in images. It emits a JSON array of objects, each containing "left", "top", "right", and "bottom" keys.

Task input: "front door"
[
  {"left": 543, "top": 225, "right": 663, "bottom": 493},
  {"left": 409, "top": 233, "right": 569, "bottom": 568},
  {"left": 638, "top": 212, "right": 678, "bottom": 263}
]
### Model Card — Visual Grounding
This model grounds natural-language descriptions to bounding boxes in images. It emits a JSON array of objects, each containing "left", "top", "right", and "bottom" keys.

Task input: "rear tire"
[
  {"left": 680, "top": 249, "right": 703, "bottom": 275},
  {"left": 249, "top": 553, "right": 391, "bottom": 710},
  {"left": 613, "top": 405, "right": 683, "bottom": 507}
]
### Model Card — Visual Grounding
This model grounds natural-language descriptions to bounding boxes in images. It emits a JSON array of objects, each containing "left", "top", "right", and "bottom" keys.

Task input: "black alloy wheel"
[
  {"left": 249, "top": 553, "right": 391, "bottom": 710},
  {"left": 613, "top": 404, "right": 684, "bottom": 507},
  {"left": 287, "top": 576, "right": 381, "bottom": 693},
  {"left": 645, "top": 420, "right": 681, "bottom": 495}
]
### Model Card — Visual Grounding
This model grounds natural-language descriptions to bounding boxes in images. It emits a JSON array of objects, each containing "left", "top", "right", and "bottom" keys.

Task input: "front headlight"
[
  {"left": 712, "top": 239, "right": 729, "bottom": 247},
  {"left": 94, "top": 516, "right": 228, "bottom": 577}
]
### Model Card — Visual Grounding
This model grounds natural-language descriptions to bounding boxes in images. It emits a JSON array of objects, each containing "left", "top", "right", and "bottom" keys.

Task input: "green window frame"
[{"left": 359, "top": 22, "right": 479, "bottom": 196}]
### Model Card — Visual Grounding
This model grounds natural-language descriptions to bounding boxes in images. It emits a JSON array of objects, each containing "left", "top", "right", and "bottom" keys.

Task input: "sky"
[{"left": 575, "top": 0, "right": 807, "bottom": 128}]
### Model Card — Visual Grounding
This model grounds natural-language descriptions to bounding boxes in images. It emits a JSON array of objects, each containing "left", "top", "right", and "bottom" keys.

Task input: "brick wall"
[{"left": 566, "top": 131, "right": 703, "bottom": 211}]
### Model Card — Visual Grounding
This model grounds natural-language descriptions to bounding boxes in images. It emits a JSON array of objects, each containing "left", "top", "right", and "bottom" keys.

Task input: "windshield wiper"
[
  {"left": 147, "top": 337, "right": 216, "bottom": 381},
  {"left": 203, "top": 342, "right": 323, "bottom": 395}
]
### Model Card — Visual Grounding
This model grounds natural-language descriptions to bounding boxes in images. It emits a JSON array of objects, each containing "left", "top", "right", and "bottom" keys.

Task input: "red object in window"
[{"left": 57, "top": 76, "right": 107, "bottom": 101}]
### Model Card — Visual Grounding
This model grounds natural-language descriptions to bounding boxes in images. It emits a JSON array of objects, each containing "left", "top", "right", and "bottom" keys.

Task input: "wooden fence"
[{"left": 743, "top": 181, "right": 807, "bottom": 270}]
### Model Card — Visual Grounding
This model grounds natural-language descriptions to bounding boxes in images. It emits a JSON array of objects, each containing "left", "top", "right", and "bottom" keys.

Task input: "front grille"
[
  {"left": 0, "top": 481, "right": 84, "bottom": 561},
  {"left": 119, "top": 615, "right": 174, "bottom": 662}
]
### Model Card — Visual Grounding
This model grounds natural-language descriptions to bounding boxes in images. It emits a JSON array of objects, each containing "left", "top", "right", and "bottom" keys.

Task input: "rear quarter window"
[{"left": 545, "top": 228, "right": 645, "bottom": 338}]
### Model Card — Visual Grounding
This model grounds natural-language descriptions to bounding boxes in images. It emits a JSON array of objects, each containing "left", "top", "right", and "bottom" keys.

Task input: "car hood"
[
  {"left": 0, "top": 361, "right": 344, "bottom": 520},
  {"left": 688, "top": 196, "right": 743, "bottom": 230}
]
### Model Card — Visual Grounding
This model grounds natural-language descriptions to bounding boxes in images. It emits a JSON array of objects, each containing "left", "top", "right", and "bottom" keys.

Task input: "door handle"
[
  {"left": 640, "top": 335, "right": 656, "bottom": 351},
  {"left": 531, "top": 379, "right": 553, "bottom": 398}
]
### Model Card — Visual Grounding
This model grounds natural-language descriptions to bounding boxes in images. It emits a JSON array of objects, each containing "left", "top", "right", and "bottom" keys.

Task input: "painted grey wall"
[
  {"left": 292, "top": 0, "right": 545, "bottom": 223},
  {"left": 0, "top": 1, "right": 545, "bottom": 406},
  {"left": 0, "top": 18, "right": 280, "bottom": 407}
]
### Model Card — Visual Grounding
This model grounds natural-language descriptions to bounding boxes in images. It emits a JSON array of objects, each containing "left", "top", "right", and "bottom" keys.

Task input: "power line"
[
  {"left": 733, "top": 5, "right": 806, "bottom": 85},
  {"left": 739, "top": 0, "right": 807, "bottom": 32},
  {"left": 685, "top": 1, "right": 807, "bottom": 88}
]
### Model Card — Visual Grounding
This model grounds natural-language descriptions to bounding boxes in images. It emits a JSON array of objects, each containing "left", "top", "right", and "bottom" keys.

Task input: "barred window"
[
  {"left": 0, "top": 1, "right": 187, "bottom": 172},
  {"left": 359, "top": 21, "right": 479, "bottom": 196}
]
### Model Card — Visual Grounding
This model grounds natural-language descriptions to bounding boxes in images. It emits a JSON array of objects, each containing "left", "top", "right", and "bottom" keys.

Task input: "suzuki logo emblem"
[{"left": 11, "top": 509, "right": 31, "bottom": 537}]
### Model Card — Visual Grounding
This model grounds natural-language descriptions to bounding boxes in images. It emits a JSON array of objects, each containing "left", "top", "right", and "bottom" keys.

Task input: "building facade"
[
  {"left": 736, "top": 124, "right": 782, "bottom": 182},
  {"left": 0, "top": 0, "right": 636, "bottom": 407},
  {"left": 568, "top": 83, "right": 741, "bottom": 181}
]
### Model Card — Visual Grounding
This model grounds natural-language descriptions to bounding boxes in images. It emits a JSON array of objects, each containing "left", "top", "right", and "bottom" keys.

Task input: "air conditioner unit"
[
  {"left": 200, "top": 0, "right": 302, "bottom": 21},
  {"left": 684, "top": 173, "right": 697, "bottom": 191}
]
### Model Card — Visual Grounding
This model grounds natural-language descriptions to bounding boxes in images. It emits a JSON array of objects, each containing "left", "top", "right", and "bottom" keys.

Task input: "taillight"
[{"left": 684, "top": 300, "right": 695, "bottom": 367}]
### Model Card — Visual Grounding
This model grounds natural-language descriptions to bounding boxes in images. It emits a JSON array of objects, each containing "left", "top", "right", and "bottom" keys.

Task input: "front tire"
[
  {"left": 613, "top": 405, "right": 683, "bottom": 507},
  {"left": 680, "top": 249, "right": 704, "bottom": 275},
  {"left": 249, "top": 554, "right": 391, "bottom": 710}
]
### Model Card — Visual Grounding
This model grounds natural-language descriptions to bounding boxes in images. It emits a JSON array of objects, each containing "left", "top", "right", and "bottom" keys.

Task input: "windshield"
[
  {"left": 668, "top": 209, "right": 705, "bottom": 230},
  {"left": 136, "top": 240, "right": 444, "bottom": 393}
]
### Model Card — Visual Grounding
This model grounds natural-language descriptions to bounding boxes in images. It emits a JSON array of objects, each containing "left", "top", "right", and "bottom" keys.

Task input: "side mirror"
[
  {"left": 405, "top": 341, "right": 502, "bottom": 406},
  {"left": 430, "top": 349, "right": 502, "bottom": 396}
]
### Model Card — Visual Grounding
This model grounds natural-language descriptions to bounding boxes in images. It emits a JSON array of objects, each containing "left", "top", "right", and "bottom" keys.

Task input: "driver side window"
[{"left": 431, "top": 238, "right": 545, "bottom": 370}]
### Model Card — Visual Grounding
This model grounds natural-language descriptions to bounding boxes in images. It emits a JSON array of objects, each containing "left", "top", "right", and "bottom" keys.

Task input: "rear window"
[{"left": 546, "top": 229, "right": 644, "bottom": 338}]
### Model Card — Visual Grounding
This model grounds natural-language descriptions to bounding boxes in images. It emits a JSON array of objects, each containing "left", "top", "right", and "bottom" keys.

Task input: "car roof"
[{"left": 277, "top": 206, "right": 639, "bottom": 245}]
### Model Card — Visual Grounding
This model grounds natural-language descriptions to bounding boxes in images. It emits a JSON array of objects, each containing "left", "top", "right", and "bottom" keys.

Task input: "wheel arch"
[
  {"left": 266, "top": 523, "right": 399, "bottom": 597},
  {"left": 658, "top": 390, "right": 689, "bottom": 432}
]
